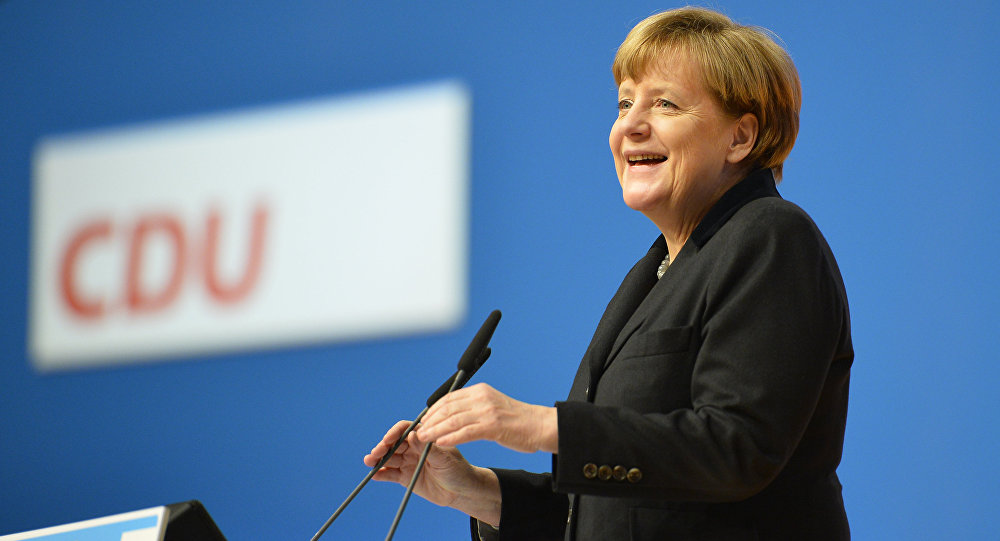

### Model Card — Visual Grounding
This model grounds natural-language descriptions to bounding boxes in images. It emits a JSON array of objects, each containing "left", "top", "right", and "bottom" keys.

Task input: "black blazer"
[{"left": 477, "top": 170, "right": 853, "bottom": 541}]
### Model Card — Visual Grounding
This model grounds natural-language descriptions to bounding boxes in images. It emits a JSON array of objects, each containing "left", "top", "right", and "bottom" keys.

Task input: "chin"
[{"left": 621, "top": 185, "right": 667, "bottom": 213}]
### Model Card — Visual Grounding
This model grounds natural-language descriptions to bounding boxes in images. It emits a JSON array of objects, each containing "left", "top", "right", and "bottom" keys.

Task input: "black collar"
[
  {"left": 650, "top": 168, "right": 781, "bottom": 255},
  {"left": 691, "top": 168, "right": 780, "bottom": 248}
]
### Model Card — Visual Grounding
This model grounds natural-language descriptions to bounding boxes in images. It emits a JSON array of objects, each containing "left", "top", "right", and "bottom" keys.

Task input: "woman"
[{"left": 365, "top": 7, "right": 852, "bottom": 540}]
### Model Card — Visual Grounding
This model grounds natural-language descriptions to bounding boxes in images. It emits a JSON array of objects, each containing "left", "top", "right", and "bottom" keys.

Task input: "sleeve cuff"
[{"left": 469, "top": 518, "right": 501, "bottom": 541}]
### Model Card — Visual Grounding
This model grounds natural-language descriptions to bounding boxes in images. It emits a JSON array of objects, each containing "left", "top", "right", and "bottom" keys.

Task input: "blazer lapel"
[
  {"left": 602, "top": 307, "right": 647, "bottom": 373},
  {"left": 585, "top": 238, "right": 665, "bottom": 393},
  {"left": 602, "top": 239, "right": 691, "bottom": 372}
]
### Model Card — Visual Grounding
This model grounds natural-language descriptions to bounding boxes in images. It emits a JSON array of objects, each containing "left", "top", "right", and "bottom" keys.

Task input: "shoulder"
[
  {"left": 708, "top": 196, "right": 834, "bottom": 263},
  {"left": 699, "top": 196, "right": 844, "bottom": 292},
  {"left": 729, "top": 197, "right": 822, "bottom": 239}
]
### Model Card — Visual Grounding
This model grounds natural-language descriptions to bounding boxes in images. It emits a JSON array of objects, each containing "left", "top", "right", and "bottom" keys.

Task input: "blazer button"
[
  {"left": 627, "top": 467, "right": 643, "bottom": 483},
  {"left": 597, "top": 465, "right": 612, "bottom": 481},
  {"left": 613, "top": 465, "right": 627, "bottom": 481},
  {"left": 582, "top": 463, "right": 597, "bottom": 479}
]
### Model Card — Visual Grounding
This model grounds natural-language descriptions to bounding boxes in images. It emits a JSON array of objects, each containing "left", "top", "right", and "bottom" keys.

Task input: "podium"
[{"left": 0, "top": 500, "right": 226, "bottom": 541}]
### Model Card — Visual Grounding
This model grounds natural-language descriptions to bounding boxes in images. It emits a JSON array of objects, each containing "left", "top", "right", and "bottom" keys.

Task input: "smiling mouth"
[{"left": 627, "top": 153, "right": 667, "bottom": 166}]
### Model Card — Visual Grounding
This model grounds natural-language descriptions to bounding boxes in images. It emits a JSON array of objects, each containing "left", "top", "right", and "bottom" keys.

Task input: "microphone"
[
  {"left": 455, "top": 309, "right": 501, "bottom": 375},
  {"left": 366, "top": 345, "right": 490, "bottom": 478},
  {"left": 419, "top": 308, "right": 499, "bottom": 408},
  {"left": 384, "top": 311, "right": 500, "bottom": 540},
  {"left": 426, "top": 347, "right": 491, "bottom": 407},
  {"left": 371, "top": 344, "right": 491, "bottom": 478},
  {"left": 310, "top": 311, "right": 500, "bottom": 541}
]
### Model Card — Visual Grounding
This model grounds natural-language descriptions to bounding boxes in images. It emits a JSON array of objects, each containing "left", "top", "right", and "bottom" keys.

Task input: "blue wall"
[{"left": 2, "top": 1, "right": 998, "bottom": 539}]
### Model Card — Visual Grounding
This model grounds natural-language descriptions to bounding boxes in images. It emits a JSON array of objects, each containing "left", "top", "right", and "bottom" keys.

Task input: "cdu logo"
[
  {"left": 58, "top": 203, "right": 269, "bottom": 319},
  {"left": 30, "top": 81, "right": 470, "bottom": 371}
]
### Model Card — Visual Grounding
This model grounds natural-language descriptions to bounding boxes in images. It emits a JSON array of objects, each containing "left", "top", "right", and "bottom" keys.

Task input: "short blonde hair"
[{"left": 613, "top": 7, "right": 801, "bottom": 180}]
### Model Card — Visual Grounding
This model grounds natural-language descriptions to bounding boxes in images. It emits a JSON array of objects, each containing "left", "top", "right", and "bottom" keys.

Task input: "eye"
[
  {"left": 654, "top": 98, "right": 677, "bottom": 109},
  {"left": 617, "top": 98, "right": 633, "bottom": 111}
]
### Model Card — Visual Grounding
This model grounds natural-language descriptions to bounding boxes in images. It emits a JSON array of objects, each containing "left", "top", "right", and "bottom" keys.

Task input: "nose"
[{"left": 618, "top": 108, "right": 650, "bottom": 139}]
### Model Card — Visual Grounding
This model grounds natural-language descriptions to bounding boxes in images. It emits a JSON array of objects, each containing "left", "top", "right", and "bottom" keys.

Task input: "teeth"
[{"left": 628, "top": 153, "right": 666, "bottom": 162}]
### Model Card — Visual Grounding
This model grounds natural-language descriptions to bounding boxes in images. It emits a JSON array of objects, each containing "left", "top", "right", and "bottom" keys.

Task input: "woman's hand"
[
  {"left": 416, "top": 383, "right": 559, "bottom": 454},
  {"left": 364, "top": 420, "right": 501, "bottom": 526}
]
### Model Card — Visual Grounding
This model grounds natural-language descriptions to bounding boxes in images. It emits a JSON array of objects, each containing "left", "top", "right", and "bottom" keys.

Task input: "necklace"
[{"left": 656, "top": 254, "right": 671, "bottom": 279}]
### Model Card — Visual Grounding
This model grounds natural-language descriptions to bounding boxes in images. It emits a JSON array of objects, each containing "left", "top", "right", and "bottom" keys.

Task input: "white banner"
[{"left": 30, "top": 81, "right": 470, "bottom": 371}]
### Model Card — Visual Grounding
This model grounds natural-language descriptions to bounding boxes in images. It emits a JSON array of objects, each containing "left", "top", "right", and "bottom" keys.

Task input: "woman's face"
[{"left": 610, "top": 51, "right": 742, "bottom": 219}]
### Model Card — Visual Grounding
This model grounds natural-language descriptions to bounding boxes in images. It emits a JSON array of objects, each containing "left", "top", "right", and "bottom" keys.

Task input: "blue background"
[{"left": 2, "top": 1, "right": 998, "bottom": 539}]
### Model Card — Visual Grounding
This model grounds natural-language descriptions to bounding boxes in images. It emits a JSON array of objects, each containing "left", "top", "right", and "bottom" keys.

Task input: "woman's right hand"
[{"left": 364, "top": 420, "right": 501, "bottom": 526}]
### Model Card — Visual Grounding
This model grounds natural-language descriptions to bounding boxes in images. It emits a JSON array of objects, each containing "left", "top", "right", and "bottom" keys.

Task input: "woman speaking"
[{"left": 365, "top": 7, "right": 853, "bottom": 540}]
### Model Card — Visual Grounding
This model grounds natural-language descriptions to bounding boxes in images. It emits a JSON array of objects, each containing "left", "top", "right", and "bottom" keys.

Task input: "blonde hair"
[{"left": 613, "top": 7, "right": 801, "bottom": 180}]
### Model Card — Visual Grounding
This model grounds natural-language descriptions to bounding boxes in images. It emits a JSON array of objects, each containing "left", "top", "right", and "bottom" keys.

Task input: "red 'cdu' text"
[{"left": 58, "top": 203, "right": 270, "bottom": 319}]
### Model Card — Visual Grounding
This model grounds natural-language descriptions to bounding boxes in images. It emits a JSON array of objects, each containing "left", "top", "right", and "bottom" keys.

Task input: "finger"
[
  {"left": 371, "top": 433, "right": 424, "bottom": 469},
  {"left": 432, "top": 421, "right": 488, "bottom": 447},
  {"left": 373, "top": 430, "right": 422, "bottom": 460},
  {"left": 371, "top": 466, "right": 408, "bottom": 484},
  {"left": 421, "top": 394, "right": 456, "bottom": 427},
  {"left": 375, "top": 450, "right": 411, "bottom": 469},
  {"left": 368, "top": 424, "right": 409, "bottom": 460},
  {"left": 369, "top": 440, "right": 424, "bottom": 471},
  {"left": 421, "top": 388, "right": 505, "bottom": 439},
  {"left": 427, "top": 398, "right": 538, "bottom": 450},
  {"left": 418, "top": 409, "right": 484, "bottom": 443},
  {"left": 423, "top": 384, "right": 483, "bottom": 421},
  {"left": 368, "top": 435, "right": 407, "bottom": 460},
  {"left": 364, "top": 441, "right": 411, "bottom": 467},
  {"left": 380, "top": 420, "right": 414, "bottom": 445},
  {"left": 426, "top": 383, "right": 505, "bottom": 423},
  {"left": 421, "top": 392, "right": 485, "bottom": 435},
  {"left": 365, "top": 420, "right": 416, "bottom": 465}
]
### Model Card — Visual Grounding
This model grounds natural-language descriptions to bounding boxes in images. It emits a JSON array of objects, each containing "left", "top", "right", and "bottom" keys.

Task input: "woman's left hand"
[{"left": 416, "top": 383, "right": 559, "bottom": 454}]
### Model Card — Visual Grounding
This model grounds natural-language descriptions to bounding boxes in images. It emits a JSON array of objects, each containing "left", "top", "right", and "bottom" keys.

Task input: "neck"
[
  {"left": 646, "top": 166, "right": 749, "bottom": 258},
  {"left": 652, "top": 215, "right": 698, "bottom": 261}
]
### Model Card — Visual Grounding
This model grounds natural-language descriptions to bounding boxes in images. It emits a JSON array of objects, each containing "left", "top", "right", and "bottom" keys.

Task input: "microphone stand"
[
  {"left": 309, "top": 344, "right": 493, "bottom": 541},
  {"left": 382, "top": 371, "right": 464, "bottom": 541},
  {"left": 309, "top": 410, "right": 427, "bottom": 541}
]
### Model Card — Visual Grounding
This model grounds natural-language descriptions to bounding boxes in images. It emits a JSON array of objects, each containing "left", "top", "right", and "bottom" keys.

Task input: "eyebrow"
[{"left": 618, "top": 85, "right": 679, "bottom": 98}]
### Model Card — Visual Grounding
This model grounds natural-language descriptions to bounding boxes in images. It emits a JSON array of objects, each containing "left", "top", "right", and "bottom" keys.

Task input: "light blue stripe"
[{"left": 20, "top": 516, "right": 159, "bottom": 541}]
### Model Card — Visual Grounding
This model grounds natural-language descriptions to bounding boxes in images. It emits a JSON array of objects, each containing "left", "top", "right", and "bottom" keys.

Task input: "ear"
[{"left": 725, "top": 113, "right": 758, "bottom": 164}]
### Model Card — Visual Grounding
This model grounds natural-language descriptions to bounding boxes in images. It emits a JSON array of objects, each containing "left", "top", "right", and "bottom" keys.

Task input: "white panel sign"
[
  {"left": 30, "top": 81, "right": 470, "bottom": 371},
  {"left": 0, "top": 506, "right": 166, "bottom": 540}
]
